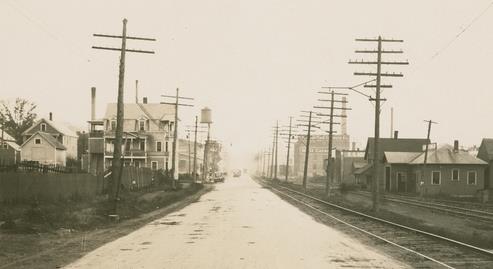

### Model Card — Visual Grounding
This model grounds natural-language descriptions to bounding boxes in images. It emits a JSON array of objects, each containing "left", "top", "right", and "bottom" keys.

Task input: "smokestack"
[
  {"left": 454, "top": 140, "right": 459, "bottom": 152},
  {"left": 352, "top": 142, "right": 356, "bottom": 151},
  {"left": 341, "top": 96, "right": 347, "bottom": 136},
  {"left": 394, "top": 130, "right": 398, "bottom": 139},
  {"left": 91, "top": 87, "right": 96, "bottom": 121},
  {"left": 49, "top": 112, "right": 53, "bottom": 121},
  {"left": 135, "top": 80, "right": 139, "bottom": 103},
  {"left": 143, "top": 97, "right": 148, "bottom": 104},
  {"left": 390, "top": 107, "right": 394, "bottom": 138}
]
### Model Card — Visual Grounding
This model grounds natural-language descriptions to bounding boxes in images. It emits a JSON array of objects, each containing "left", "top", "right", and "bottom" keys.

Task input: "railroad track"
[
  {"left": 352, "top": 191, "right": 493, "bottom": 222},
  {"left": 259, "top": 180, "right": 493, "bottom": 269}
]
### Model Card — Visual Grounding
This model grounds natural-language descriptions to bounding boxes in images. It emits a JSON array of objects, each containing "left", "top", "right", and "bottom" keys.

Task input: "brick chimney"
[
  {"left": 143, "top": 97, "right": 148, "bottom": 104},
  {"left": 49, "top": 112, "right": 53, "bottom": 121},
  {"left": 394, "top": 130, "right": 398, "bottom": 139},
  {"left": 91, "top": 87, "right": 96, "bottom": 121},
  {"left": 454, "top": 140, "right": 459, "bottom": 152}
]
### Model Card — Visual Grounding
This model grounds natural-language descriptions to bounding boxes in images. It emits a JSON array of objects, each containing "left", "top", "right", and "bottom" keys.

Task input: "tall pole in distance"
[
  {"left": 171, "top": 88, "right": 179, "bottom": 189},
  {"left": 270, "top": 134, "right": 275, "bottom": 179},
  {"left": 349, "top": 36, "right": 408, "bottom": 212},
  {"left": 302, "top": 111, "right": 313, "bottom": 192},
  {"left": 285, "top": 117, "right": 293, "bottom": 182},
  {"left": 327, "top": 91, "right": 335, "bottom": 195},
  {"left": 274, "top": 121, "right": 279, "bottom": 180},
  {"left": 193, "top": 116, "right": 198, "bottom": 182},
  {"left": 187, "top": 130, "right": 191, "bottom": 175},
  {"left": 421, "top": 120, "right": 438, "bottom": 194},
  {"left": 266, "top": 149, "right": 272, "bottom": 178},
  {"left": 262, "top": 149, "right": 267, "bottom": 177},
  {"left": 92, "top": 19, "right": 155, "bottom": 211}
]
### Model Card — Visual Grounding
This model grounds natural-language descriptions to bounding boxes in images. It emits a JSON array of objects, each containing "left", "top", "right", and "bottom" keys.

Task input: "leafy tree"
[{"left": 0, "top": 98, "right": 37, "bottom": 145}]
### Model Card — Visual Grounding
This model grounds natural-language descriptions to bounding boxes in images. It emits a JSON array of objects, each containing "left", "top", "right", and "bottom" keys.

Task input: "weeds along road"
[{"left": 65, "top": 175, "right": 409, "bottom": 269}]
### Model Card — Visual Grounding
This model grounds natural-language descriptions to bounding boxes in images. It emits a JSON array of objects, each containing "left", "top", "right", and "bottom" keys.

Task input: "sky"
[{"left": 1, "top": 0, "right": 493, "bottom": 168}]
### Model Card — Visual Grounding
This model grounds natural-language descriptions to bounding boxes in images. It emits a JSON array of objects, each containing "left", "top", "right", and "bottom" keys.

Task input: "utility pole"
[
  {"left": 270, "top": 133, "right": 276, "bottom": 179},
  {"left": 297, "top": 111, "right": 321, "bottom": 192},
  {"left": 285, "top": 117, "right": 293, "bottom": 182},
  {"left": 421, "top": 120, "right": 438, "bottom": 195},
  {"left": 349, "top": 36, "right": 408, "bottom": 212},
  {"left": 274, "top": 121, "right": 279, "bottom": 180},
  {"left": 161, "top": 89, "right": 194, "bottom": 189},
  {"left": 92, "top": 19, "right": 155, "bottom": 211},
  {"left": 266, "top": 148, "right": 272, "bottom": 179},
  {"left": 315, "top": 91, "right": 350, "bottom": 197},
  {"left": 193, "top": 116, "right": 198, "bottom": 182}
]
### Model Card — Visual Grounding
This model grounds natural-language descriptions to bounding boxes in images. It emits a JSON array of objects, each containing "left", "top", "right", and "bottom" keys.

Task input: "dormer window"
[
  {"left": 40, "top": 123, "right": 47, "bottom": 132},
  {"left": 139, "top": 120, "right": 146, "bottom": 131}
]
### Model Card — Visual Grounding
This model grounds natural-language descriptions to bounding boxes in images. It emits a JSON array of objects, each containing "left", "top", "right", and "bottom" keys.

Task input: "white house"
[{"left": 20, "top": 131, "right": 67, "bottom": 166}]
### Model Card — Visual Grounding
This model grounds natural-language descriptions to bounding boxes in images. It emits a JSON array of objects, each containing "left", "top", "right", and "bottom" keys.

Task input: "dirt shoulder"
[{"left": 0, "top": 183, "right": 213, "bottom": 269}]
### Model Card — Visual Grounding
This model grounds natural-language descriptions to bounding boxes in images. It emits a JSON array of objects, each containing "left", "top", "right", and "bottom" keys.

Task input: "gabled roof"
[
  {"left": 22, "top": 118, "right": 78, "bottom": 137},
  {"left": 364, "top": 137, "right": 429, "bottom": 160},
  {"left": 384, "top": 152, "right": 422, "bottom": 164},
  {"left": 410, "top": 145, "right": 487, "bottom": 165},
  {"left": 104, "top": 103, "right": 176, "bottom": 121},
  {"left": 0, "top": 125, "right": 17, "bottom": 142},
  {"left": 477, "top": 138, "right": 493, "bottom": 161},
  {"left": 21, "top": 131, "right": 66, "bottom": 150}
]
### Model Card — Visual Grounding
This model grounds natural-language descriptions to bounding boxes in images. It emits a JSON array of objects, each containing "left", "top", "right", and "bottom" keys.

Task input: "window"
[
  {"left": 140, "top": 141, "right": 145, "bottom": 151},
  {"left": 165, "top": 160, "right": 169, "bottom": 171},
  {"left": 139, "top": 120, "right": 145, "bottom": 131},
  {"left": 35, "top": 138, "right": 41, "bottom": 145},
  {"left": 135, "top": 161, "right": 140, "bottom": 168},
  {"left": 467, "top": 171, "right": 477, "bottom": 185},
  {"left": 431, "top": 171, "right": 441, "bottom": 185},
  {"left": 156, "top": 141, "right": 162, "bottom": 152},
  {"left": 2, "top": 143, "right": 8, "bottom": 149},
  {"left": 110, "top": 120, "right": 116, "bottom": 131},
  {"left": 151, "top": 161, "right": 158, "bottom": 170},
  {"left": 40, "top": 123, "right": 46, "bottom": 132},
  {"left": 165, "top": 141, "right": 169, "bottom": 152},
  {"left": 451, "top": 169, "right": 459, "bottom": 181}
]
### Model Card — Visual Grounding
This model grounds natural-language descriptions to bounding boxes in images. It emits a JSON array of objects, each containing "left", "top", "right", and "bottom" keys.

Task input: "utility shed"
[
  {"left": 20, "top": 131, "right": 67, "bottom": 166},
  {"left": 477, "top": 138, "right": 493, "bottom": 189}
]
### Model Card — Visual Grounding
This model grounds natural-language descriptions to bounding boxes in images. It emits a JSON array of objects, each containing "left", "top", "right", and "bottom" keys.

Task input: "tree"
[{"left": 0, "top": 98, "right": 37, "bottom": 145}]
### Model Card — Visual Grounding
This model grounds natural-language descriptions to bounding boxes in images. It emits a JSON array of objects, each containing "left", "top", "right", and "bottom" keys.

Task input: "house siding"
[
  {"left": 21, "top": 134, "right": 62, "bottom": 165},
  {"left": 415, "top": 165, "right": 485, "bottom": 196}
]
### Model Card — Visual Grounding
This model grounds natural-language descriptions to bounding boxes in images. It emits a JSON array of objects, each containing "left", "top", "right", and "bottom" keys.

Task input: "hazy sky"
[{"left": 2, "top": 0, "right": 493, "bottom": 167}]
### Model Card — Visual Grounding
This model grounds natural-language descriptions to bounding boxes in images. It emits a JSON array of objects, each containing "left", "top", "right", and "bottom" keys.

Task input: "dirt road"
[{"left": 65, "top": 175, "right": 409, "bottom": 269}]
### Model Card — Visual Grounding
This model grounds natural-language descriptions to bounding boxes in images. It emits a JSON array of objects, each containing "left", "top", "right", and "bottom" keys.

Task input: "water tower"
[{"left": 201, "top": 107, "right": 212, "bottom": 181}]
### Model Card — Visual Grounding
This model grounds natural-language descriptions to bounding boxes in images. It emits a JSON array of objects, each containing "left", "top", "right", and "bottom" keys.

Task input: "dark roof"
[
  {"left": 410, "top": 145, "right": 487, "bottom": 165},
  {"left": 353, "top": 163, "right": 372, "bottom": 175},
  {"left": 364, "top": 138, "right": 429, "bottom": 161},
  {"left": 477, "top": 138, "right": 493, "bottom": 161},
  {"left": 21, "top": 132, "right": 66, "bottom": 150}
]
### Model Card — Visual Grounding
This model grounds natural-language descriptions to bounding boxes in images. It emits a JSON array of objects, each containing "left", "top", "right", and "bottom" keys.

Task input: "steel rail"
[{"left": 262, "top": 182, "right": 493, "bottom": 265}]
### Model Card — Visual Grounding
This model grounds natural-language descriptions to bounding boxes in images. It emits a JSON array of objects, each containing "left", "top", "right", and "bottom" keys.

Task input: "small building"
[
  {"left": 336, "top": 149, "right": 365, "bottom": 185},
  {"left": 20, "top": 131, "right": 67, "bottom": 166},
  {"left": 22, "top": 114, "right": 78, "bottom": 160},
  {"left": 383, "top": 142, "right": 487, "bottom": 197},
  {"left": 477, "top": 138, "right": 493, "bottom": 189},
  {"left": 357, "top": 135, "right": 429, "bottom": 191},
  {"left": 0, "top": 127, "right": 21, "bottom": 166}
]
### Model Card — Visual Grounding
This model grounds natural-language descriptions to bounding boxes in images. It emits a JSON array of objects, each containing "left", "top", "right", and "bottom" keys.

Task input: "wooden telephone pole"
[
  {"left": 349, "top": 36, "right": 408, "bottom": 212},
  {"left": 92, "top": 19, "right": 155, "bottom": 212},
  {"left": 161, "top": 89, "right": 194, "bottom": 189},
  {"left": 297, "top": 111, "right": 323, "bottom": 192},
  {"left": 315, "top": 90, "right": 350, "bottom": 197},
  {"left": 284, "top": 117, "right": 293, "bottom": 182}
]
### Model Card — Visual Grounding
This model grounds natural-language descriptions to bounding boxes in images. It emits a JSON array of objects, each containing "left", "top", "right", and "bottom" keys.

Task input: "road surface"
[{"left": 65, "top": 175, "right": 409, "bottom": 269}]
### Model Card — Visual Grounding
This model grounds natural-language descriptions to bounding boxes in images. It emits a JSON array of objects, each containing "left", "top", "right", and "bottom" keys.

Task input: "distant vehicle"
[
  {"left": 213, "top": 172, "right": 225, "bottom": 183},
  {"left": 232, "top": 169, "right": 242, "bottom": 177}
]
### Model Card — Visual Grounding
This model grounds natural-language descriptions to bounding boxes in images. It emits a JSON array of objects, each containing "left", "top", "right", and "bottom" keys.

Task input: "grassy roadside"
[{"left": 0, "top": 183, "right": 213, "bottom": 269}]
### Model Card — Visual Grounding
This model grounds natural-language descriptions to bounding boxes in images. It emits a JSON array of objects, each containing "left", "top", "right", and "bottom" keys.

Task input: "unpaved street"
[{"left": 65, "top": 176, "right": 409, "bottom": 269}]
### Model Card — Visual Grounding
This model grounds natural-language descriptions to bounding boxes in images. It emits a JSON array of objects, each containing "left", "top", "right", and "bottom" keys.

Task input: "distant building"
[
  {"left": 383, "top": 141, "right": 487, "bottom": 197},
  {"left": 293, "top": 134, "right": 350, "bottom": 178},
  {"left": 22, "top": 114, "right": 78, "bottom": 160},
  {"left": 335, "top": 149, "right": 365, "bottom": 185},
  {"left": 20, "top": 131, "right": 67, "bottom": 166},
  {"left": 178, "top": 138, "right": 204, "bottom": 175},
  {"left": 0, "top": 127, "right": 20, "bottom": 166}
]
